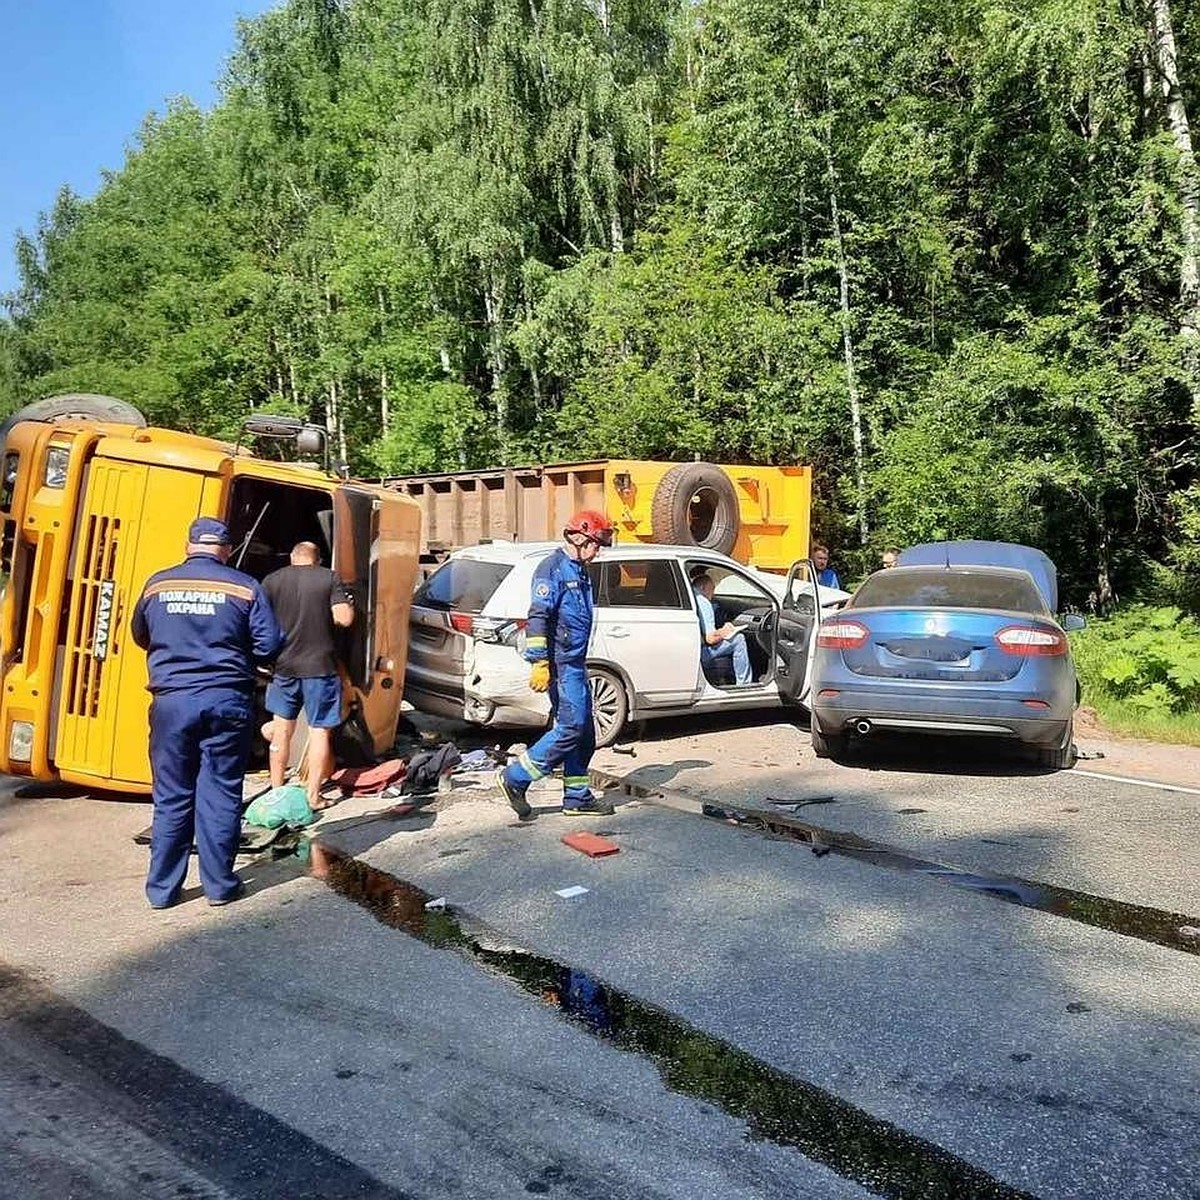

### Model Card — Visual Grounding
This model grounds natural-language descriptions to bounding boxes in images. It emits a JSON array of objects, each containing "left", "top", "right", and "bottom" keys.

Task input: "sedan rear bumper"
[{"left": 810, "top": 685, "right": 1071, "bottom": 746}]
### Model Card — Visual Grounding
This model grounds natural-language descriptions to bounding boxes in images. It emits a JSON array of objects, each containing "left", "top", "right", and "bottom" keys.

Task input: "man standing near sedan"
[
  {"left": 132, "top": 518, "right": 283, "bottom": 909},
  {"left": 813, "top": 544, "right": 841, "bottom": 589},
  {"left": 262, "top": 541, "right": 355, "bottom": 811}
]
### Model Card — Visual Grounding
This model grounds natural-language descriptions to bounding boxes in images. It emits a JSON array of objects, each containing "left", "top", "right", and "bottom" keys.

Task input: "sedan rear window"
[
  {"left": 415, "top": 558, "right": 513, "bottom": 613},
  {"left": 850, "top": 568, "right": 1048, "bottom": 614}
]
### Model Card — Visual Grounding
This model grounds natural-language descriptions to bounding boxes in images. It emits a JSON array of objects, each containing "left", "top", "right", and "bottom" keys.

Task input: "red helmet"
[{"left": 564, "top": 509, "right": 615, "bottom": 547}]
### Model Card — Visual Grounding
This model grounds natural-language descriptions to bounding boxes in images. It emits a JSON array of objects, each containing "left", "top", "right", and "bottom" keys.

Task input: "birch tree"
[{"left": 1148, "top": 0, "right": 1200, "bottom": 413}]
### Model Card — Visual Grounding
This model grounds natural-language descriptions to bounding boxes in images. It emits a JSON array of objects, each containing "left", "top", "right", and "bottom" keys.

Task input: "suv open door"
[{"left": 772, "top": 559, "right": 821, "bottom": 707}]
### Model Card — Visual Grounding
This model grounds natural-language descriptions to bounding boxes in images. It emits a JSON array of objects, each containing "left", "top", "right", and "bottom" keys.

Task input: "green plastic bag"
[{"left": 244, "top": 785, "right": 317, "bottom": 829}]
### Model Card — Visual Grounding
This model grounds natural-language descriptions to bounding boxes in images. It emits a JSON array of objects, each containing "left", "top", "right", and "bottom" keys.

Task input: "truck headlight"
[
  {"left": 43, "top": 447, "right": 70, "bottom": 489},
  {"left": 8, "top": 720, "right": 34, "bottom": 762}
]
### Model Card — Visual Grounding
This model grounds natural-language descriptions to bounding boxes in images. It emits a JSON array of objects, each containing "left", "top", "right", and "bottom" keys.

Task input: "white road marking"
[{"left": 1073, "top": 768, "right": 1200, "bottom": 796}]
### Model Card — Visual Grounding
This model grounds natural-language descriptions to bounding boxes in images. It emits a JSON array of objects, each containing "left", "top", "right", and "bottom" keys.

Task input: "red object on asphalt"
[
  {"left": 331, "top": 759, "right": 407, "bottom": 795},
  {"left": 561, "top": 832, "right": 620, "bottom": 858}
]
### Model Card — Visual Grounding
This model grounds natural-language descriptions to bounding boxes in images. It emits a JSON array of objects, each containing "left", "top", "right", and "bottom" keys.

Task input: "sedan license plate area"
[{"left": 883, "top": 636, "right": 979, "bottom": 663}]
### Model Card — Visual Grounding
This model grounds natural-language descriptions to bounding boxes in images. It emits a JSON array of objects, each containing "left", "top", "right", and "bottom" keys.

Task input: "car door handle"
[{"left": 608, "top": 626, "right": 630, "bottom": 638}]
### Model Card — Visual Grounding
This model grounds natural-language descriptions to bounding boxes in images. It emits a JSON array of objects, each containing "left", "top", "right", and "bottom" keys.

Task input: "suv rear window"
[
  {"left": 850, "top": 569, "right": 1047, "bottom": 614},
  {"left": 415, "top": 558, "right": 513, "bottom": 614}
]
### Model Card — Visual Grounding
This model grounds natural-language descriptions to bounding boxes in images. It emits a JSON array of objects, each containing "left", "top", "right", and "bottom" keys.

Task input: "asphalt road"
[{"left": 1, "top": 715, "right": 1197, "bottom": 1199}]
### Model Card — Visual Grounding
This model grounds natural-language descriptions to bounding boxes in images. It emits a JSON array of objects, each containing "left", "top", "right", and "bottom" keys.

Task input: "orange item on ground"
[{"left": 561, "top": 832, "right": 620, "bottom": 858}]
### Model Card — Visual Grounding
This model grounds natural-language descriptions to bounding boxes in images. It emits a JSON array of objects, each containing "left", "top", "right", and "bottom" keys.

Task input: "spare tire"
[
  {"left": 650, "top": 461, "right": 740, "bottom": 556},
  {"left": 0, "top": 393, "right": 147, "bottom": 444}
]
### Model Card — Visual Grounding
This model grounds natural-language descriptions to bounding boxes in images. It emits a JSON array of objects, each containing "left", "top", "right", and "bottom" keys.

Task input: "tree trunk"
[
  {"left": 610, "top": 210, "right": 625, "bottom": 255},
  {"left": 377, "top": 286, "right": 390, "bottom": 434},
  {"left": 482, "top": 270, "right": 510, "bottom": 451},
  {"left": 326, "top": 378, "right": 347, "bottom": 466},
  {"left": 1150, "top": 0, "right": 1200, "bottom": 414},
  {"left": 824, "top": 125, "right": 869, "bottom": 543}
]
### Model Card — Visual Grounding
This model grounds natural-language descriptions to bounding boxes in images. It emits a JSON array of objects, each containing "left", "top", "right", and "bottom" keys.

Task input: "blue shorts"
[{"left": 265, "top": 674, "right": 342, "bottom": 728}]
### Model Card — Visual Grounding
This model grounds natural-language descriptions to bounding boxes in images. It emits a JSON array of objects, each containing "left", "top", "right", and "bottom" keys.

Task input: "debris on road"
[
  {"left": 424, "top": 896, "right": 448, "bottom": 910},
  {"left": 555, "top": 885, "right": 590, "bottom": 899},
  {"left": 562, "top": 832, "right": 620, "bottom": 858},
  {"left": 768, "top": 795, "right": 835, "bottom": 810}
]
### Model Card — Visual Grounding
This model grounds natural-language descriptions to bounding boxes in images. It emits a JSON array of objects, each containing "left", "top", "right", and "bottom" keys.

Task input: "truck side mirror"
[{"left": 243, "top": 415, "right": 305, "bottom": 438}]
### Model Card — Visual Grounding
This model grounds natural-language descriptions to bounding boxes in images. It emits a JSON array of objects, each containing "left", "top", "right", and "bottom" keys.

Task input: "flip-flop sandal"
[{"left": 311, "top": 784, "right": 344, "bottom": 810}]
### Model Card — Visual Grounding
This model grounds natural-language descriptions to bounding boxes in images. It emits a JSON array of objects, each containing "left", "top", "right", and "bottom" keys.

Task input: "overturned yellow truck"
[{"left": 0, "top": 394, "right": 421, "bottom": 793}]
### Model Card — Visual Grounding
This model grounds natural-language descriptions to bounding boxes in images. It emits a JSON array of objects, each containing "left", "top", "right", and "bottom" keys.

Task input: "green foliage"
[
  {"left": 364, "top": 379, "right": 484, "bottom": 475},
  {"left": 1073, "top": 606, "right": 1200, "bottom": 717},
  {"left": 531, "top": 225, "right": 843, "bottom": 463}
]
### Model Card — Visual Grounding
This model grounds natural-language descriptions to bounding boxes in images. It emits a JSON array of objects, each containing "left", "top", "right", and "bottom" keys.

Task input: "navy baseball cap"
[{"left": 188, "top": 517, "right": 233, "bottom": 546}]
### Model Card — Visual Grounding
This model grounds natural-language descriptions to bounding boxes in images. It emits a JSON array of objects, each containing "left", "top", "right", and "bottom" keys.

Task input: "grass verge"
[{"left": 1079, "top": 697, "right": 1200, "bottom": 746}]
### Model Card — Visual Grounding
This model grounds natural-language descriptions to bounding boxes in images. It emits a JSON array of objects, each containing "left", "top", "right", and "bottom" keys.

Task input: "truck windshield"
[
  {"left": 226, "top": 478, "right": 335, "bottom": 581},
  {"left": 0, "top": 451, "right": 18, "bottom": 582}
]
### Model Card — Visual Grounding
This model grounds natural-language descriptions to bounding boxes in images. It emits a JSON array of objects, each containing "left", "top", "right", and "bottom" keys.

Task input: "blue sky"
[{"left": 0, "top": 0, "right": 277, "bottom": 296}]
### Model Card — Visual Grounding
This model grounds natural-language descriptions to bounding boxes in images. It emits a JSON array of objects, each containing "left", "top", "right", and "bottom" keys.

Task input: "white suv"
[{"left": 405, "top": 541, "right": 846, "bottom": 745}]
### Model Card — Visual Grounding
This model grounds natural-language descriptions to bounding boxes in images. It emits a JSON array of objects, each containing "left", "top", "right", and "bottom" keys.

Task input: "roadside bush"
[{"left": 1072, "top": 606, "right": 1200, "bottom": 717}]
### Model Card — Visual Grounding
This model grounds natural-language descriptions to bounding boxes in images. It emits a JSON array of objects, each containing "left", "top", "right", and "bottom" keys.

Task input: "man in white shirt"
[{"left": 690, "top": 568, "right": 753, "bottom": 686}]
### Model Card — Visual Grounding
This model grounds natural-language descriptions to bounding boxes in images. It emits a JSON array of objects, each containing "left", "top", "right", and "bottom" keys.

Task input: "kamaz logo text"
[{"left": 93, "top": 580, "right": 115, "bottom": 660}]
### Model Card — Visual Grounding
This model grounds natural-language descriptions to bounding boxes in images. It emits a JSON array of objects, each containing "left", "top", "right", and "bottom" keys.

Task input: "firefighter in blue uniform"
[
  {"left": 132, "top": 517, "right": 283, "bottom": 909},
  {"left": 496, "top": 510, "right": 616, "bottom": 818}
]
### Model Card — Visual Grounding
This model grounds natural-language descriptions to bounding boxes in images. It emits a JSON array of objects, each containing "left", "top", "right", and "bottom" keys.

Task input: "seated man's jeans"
[{"left": 702, "top": 632, "right": 752, "bottom": 685}]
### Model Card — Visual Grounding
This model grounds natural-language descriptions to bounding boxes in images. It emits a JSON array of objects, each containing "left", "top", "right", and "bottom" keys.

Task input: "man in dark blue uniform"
[
  {"left": 496, "top": 510, "right": 616, "bottom": 819},
  {"left": 132, "top": 517, "right": 283, "bottom": 909}
]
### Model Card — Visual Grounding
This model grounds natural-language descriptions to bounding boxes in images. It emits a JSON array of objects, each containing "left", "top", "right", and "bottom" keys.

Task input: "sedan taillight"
[
  {"left": 817, "top": 618, "right": 869, "bottom": 649},
  {"left": 994, "top": 625, "right": 1068, "bottom": 656}
]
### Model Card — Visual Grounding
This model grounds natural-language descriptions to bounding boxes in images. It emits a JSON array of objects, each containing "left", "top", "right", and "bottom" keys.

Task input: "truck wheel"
[
  {"left": 650, "top": 462, "right": 740, "bottom": 556},
  {"left": 589, "top": 666, "right": 629, "bottom": 748},
  {"left": 0, "top": 393, "right": 147, "bottom": 443}
]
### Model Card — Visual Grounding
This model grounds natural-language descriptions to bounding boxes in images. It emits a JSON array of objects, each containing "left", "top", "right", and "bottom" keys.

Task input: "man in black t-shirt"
[{"left": 262, "top": 542, "right": 355, "bottom": 810}]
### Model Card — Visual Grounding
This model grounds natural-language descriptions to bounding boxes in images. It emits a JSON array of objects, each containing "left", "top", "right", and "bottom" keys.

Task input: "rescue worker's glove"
[{"left": 529, "top": 661, "right": 551, "bottom": 693}]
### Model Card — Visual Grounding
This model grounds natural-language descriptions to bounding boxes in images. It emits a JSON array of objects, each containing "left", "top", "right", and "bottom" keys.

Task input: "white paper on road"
[{"left": 555, "top": 885, "right": 589, "bottom": 899}]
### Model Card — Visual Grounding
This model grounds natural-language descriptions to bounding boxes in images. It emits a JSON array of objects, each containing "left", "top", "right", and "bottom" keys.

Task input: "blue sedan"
[{"left": 808, "top": 541, "right": 1085, "bottom": 768}]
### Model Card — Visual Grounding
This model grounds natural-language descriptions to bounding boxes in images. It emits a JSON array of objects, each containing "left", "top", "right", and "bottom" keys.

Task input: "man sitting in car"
[{"left": 690, "top": 567, "right": 752, "bottom": 686}]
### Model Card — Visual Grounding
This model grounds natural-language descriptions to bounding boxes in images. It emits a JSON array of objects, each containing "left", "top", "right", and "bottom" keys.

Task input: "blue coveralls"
[
  {"left": 132, "top": 554, "right": 283, "bottom": 906},
  {"left": 502, "top": 547, "right": 596, "bottom": 807}
]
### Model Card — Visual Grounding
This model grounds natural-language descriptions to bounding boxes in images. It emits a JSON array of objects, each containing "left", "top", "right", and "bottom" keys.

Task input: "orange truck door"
[{"left": 333, "top": 487, "right": 421, "bottom": 757}]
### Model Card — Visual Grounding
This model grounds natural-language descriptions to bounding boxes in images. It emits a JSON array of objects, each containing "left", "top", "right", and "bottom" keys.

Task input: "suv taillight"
[
  {"left": 449, "top": 612, "right": 526, "bottom": 646},
  {"left": 995, "top": 625, "right": 1068, "bottom": 656}
]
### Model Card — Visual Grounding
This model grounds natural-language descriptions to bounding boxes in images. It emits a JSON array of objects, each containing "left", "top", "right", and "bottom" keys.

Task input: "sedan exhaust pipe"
[{"left": 854, "top": 719, "right": 873, "bottom": 736}]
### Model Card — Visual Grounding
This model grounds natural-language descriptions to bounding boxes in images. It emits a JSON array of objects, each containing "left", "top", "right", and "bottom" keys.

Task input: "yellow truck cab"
[{"left": 0, "top": 395, "right": 421, "bottom": 793}]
